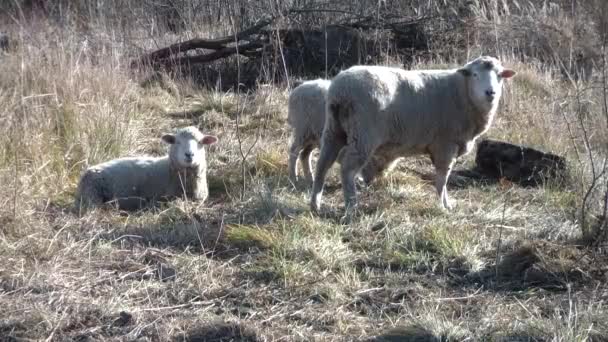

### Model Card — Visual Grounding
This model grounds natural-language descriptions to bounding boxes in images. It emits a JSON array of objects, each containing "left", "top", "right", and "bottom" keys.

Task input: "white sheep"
[
  {"left": 288, "top": 79, "right": 330, "bottom": 184},
  {"left": 75, "top": 126, "right": 218, "bottom": 212},
  {"left": 287, "top": 79, "right": 399, "bottom": 185},
  {"left": 311, "top": 56, "right": 516, "bottom": 214}
]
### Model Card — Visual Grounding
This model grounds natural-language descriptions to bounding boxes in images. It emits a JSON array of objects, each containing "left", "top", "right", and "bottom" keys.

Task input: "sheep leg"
[
  {"left": 288, "top": 141, "right": 302, "bottom": 185},
  {"left": 311, "top": 134, "right": 345, "bottom": 213},
  {"left": 339, "top": 146, "right": 369, "bottom": 218},
  {"left": 431, "top": 144, "right": 459, "bottom": 210},
  {"left": 299, "top": 144, "right": 315, "bottom": 185}
]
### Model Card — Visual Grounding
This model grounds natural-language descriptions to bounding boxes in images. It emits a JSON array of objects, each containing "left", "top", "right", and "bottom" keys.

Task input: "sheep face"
[
  {"left": 458, "top": 56, "right": 516, "bottom": 113},
  {"left": 162, "top": 126, "right": 218, "bottom": 169}
]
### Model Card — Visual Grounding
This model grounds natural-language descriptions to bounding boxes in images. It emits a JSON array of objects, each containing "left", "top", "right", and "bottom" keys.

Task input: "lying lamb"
[
  {"left": 311, "top": 56, "right": 516, "bottom": 214},
  {"left": 75, "top": 126, "right": 218, "bottom": 212},
  {"left": 288, "top": 79, "right": 398, "bottom": 185}
]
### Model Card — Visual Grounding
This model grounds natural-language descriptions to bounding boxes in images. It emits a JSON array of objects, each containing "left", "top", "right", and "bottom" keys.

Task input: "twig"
[
  {"left": 233, "top": 18, "right": 247, "bottom": 201},
  {"left": 110, "top": 234, "right": 144, "bottom": 244},
  {"left": 134, "top": 300, "right": 215, "bottom": 312},
  {"left": 288, "top": 8, "right": 357, "bottom": 16},
  {"left": 488, "top": 224, "right": 525, "bottom": 231},
  {"left": 433, "top": 288, "right": 483, "bottom": 301},
  {"left": 495, "top": 189, "right": 509, "bottom": 281},
  {"left": 45, "top": 310, "right": 68, "bottom": 342},
  {"left": 356, "top": 287, "right": 384, "bottom": 295}
]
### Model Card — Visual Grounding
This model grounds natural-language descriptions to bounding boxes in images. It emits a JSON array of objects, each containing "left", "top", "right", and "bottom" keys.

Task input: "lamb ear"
[
  {"left": 458, "top": 68, "right": 472, "bottom": 77},
  {"left": 201, "top": 135, "right": 218, "bottom": 145},
  {"left": 161, "top": 134, "right": 176, "bottom": 144},
  {"left": 499, "top": 69, "right": 516, "bottom": 78}
]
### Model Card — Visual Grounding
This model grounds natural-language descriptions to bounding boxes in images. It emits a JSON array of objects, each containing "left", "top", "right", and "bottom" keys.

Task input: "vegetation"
[{"left": 0, "top": 0, "right": 607, "bottom": 340}]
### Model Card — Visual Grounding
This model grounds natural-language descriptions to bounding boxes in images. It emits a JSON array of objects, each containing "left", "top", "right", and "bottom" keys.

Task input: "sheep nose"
[
  {"left": 185, "top": 152, "right": 194, "bottom": 160},
  {"left": 485, "top": 90, "right": 496, "bottom": 98}
]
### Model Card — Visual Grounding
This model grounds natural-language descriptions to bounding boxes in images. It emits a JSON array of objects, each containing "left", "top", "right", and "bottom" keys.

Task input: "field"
[{"left": 1, "top": 1, "right": 608, "bottom": 341}]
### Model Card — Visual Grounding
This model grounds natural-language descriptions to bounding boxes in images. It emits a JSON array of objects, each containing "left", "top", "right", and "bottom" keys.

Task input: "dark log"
[
  {"left": 159, "top": 41, "right": 264, "bottom": 67},
  {"left": 473, "top": 139, "right": 567, "bottom": 187},
  {"left": 133, "top": 17, "right": 274, "bottom": 67},
  {"left": 132, "top": 10, "right": 432, "bottom": 87}
]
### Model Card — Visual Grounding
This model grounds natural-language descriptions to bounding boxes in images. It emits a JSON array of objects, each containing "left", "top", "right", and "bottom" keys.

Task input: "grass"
[{"left": 1, "top": 7, "right": 608, "bottom": 342}]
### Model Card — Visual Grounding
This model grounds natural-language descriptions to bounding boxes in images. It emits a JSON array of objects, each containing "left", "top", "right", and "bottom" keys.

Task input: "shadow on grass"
[
  {"left": 456, "top": 242, "right": 605, "bottom": 292},
  {"left": 371, "top": 325, "right": 453, "bottom": 342},
  {"left": 98, "top": 218, "right": 266, "bottom": 261},
  {"left": 175, "top": 321, "right": 261, "bottom": 342},
  {"left": 409, "top": 168, "right": 499, "bottom": 190},
  {"left": 372, "top": 324, "right": 549, "bottom": 342},
  {"left": 0, "top": 308, "right": 135, "bottom": 341},
  {"left": 95, "top": 192, "right": 306, "bottom": 260}
]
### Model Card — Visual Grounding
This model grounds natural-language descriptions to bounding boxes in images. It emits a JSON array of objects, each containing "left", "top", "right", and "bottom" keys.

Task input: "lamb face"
[{"left": 163, "top": 126, "right": 217, "bottom": 169}]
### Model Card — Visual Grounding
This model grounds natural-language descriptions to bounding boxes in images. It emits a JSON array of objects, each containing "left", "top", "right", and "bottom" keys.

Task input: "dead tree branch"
[{"left": 132, "top": 17, "right": 274, "bottom": 67}]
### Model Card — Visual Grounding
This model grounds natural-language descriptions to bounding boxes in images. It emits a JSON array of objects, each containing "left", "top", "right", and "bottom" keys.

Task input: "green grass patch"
[
  {"left": 224, "top": 224, "right": 279, "bottom": 251},
  {"left": 252, "top": 149, "right": 288, "bottom": 178}
]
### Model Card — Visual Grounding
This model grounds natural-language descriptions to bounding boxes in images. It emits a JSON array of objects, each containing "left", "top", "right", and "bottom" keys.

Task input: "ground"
[{"left": 1, "top": 15, "right": 608, "bottom": 342}]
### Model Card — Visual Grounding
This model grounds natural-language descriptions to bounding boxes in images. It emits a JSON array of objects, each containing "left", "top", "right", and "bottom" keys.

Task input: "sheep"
[
  {"left": 310, "top": 56, "right": 516, "bottom": 214},
  {"left": 287, "top": 78, "right": 399, "bottom": 186},
  {"left": 288, "top": 79, "right": 330, "bottom": 184},
  {"left": 75, "top": 126, "right": 218, "bottom": 212}
]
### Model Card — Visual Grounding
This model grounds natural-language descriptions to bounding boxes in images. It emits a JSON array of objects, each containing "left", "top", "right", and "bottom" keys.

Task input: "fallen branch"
[
  {"left": 133, "top": 17, "right": 274, "bottom": 67},
  {"left": 160, "top": 41, "right": 263, "bottom": 67}
]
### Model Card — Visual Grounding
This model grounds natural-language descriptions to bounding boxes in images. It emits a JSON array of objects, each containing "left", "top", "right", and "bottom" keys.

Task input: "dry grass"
[{"left": 1, "top": 6, "right": 608, "bottom": 341}]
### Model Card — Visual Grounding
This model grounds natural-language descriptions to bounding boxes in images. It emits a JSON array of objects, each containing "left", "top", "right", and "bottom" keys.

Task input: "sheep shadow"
[
  {"left": 371, "top": 325, "right": 547, "bottom": 342},
  {"left": 173, "top": 321, "right": 261, "bottom": 342},
  {"left": 95, "top": 189, "right": 313, "bottom": 259},
  {"left": 370, "top": 325, "right": 453, "bottom": 342},
  {"left": 96, "top": 209, "right": 260, "bottom": 262},
  {"left": 409, "top": 167, "right": 500, "bottom": 190}
]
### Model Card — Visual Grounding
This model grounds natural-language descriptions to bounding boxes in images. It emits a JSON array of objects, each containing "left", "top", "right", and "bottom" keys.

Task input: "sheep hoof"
[
  {"left": 442, "top": 201, "right": 454, "bottom": 211},
  {"left": 341, "top": 203, "right": 359, "bottom": 224},
  {"left": 355, "top": 176, "right": 369, "bottom": 190},
  {"left": 288, "top": 175, "right": 298, "bottom": 187},
  {"left": 310, "top": 197, "right": 322, "bottom": 214},
  {"left": 340, "top": 212, "right": 354, "bottom": 225}
]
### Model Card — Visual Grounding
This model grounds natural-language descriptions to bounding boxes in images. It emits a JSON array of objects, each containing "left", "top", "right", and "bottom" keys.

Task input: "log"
[
  {"left": 131, "top": 10, "right": 433, "bottom": 88},
  {"left": 133, "top": 17, "right": 274, "bottom": 67},
  {"left": 157, "top": 41, "right": 264, "bottom": 68},
  {"left": 473, "top": 139, "right": 567, "bottom": 187}
]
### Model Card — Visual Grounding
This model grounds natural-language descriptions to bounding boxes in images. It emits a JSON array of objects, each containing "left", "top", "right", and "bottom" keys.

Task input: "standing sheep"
[
  {"left": 288, "top": 79, "right": 399, "bottom": 185},
  {"left": 75, "top": 126, "right": 218, "bottom": 212},
  {"left": 311, "top": 56, "right": 516, "bottom": 214},
  {"left": 288, "top": 79, "right": 330, "bottom": 184}
]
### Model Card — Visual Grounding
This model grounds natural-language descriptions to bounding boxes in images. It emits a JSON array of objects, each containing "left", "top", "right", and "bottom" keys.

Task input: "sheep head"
[
  {"left": 162, "top": 126, "right": 217, "bottom": 169},
  {"left": 458, "top": 56, "right": 516, "bottom": 113}
]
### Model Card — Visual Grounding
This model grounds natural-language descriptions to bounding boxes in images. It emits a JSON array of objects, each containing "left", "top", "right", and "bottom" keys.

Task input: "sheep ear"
[
  {"left": 499, "top": 69, "right": 516, "bottom": 78},
  {"left": 458, "top": 68, "right": 472, "bottom": 77},
  {"left": 162, "top": 134, "right": 176, "bottom": 144},
  {"left": 201, "top": 135, "right": 218, "bottom": 145}
]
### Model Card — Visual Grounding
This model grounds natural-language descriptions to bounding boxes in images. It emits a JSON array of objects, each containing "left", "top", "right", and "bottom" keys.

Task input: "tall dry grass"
[
  {"left": 0, "top": 22, "right": 149, "bottom": 228},
  {"left": 0, "top": 1, "right": 607, "bottom": 340}
]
